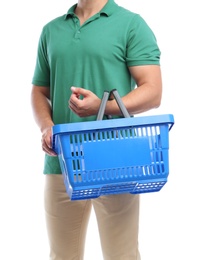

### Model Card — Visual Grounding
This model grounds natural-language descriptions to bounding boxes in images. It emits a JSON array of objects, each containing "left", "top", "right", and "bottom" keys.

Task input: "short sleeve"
[
  {"left": 32, "top": 28, "right": 50, "bottom": 86},
  {"left": 126, "top": 14, "right": 161, "bottom": 67}
]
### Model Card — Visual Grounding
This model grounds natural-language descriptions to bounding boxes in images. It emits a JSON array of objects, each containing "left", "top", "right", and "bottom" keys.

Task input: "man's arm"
[
  {"left": 31, "top": 85, "right": 56, "bottom": 156},
  {"left": 69, "top": 65, "right": 162, "bottom": 117},
  {"left": 105, "top": 65, "right": 162, "bottom": 116}
]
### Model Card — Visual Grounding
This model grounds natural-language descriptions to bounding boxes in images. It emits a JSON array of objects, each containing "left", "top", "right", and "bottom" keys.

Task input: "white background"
[{"left": 0, "top": 0, "right": 201, "bottom": 259}]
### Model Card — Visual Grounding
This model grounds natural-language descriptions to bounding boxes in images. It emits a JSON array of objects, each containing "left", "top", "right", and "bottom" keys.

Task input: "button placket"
[
  {"left": 75, "top": 30, "right": 81, "bottom": 39},
  {"left": 73, "top": 16, "right": 81, "bottom": 40}
]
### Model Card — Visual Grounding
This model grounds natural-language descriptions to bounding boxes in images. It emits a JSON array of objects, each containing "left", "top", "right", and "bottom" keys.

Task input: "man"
[{"left": 31, "top": 0, "right": 162, "bottom": 259}]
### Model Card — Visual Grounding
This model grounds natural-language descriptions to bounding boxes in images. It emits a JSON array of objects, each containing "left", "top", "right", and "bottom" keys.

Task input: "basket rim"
[{"left": 52, "top": 114, "right": 174, "bottom": 136}]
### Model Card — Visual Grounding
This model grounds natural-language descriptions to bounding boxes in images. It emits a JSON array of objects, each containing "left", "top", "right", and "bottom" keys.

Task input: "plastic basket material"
[{"left": 52, "top": 114, "right": 174, "bottom": 200}]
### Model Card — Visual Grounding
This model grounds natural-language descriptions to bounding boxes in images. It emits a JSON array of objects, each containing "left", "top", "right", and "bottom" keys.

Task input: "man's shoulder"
[
  {"left": 111, "top": 5, "right": 145, "bottom": 30},
  {"left": 116, "top": 4, "right": 137, "bottom": 16},
  {"left": 43, "top": 14, "right": 66, "bottom": 29},
  {"left": 114, "top": 5, "right": 142, "bottom": 23}
]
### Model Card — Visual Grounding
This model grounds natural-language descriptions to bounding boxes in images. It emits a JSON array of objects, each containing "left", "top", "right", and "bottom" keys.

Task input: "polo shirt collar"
[
  {"left": 100, "top": 0, "right": 119, "bottom": 16},
  {"left": 64, "top": 0, "right": 119, "bottom": 19}
]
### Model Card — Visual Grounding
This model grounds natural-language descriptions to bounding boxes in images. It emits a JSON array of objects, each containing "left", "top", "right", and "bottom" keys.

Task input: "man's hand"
[
  {"left": 41, "top": 126, "right": 57, "bottom": 156},
  {"left": 69, "top": 87, "right": 101, "bottom": 117}
]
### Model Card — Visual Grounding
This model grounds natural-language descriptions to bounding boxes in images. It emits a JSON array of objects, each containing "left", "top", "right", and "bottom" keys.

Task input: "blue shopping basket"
[{"left": 52, "top": 90, "right": 174, "bottom": 200}]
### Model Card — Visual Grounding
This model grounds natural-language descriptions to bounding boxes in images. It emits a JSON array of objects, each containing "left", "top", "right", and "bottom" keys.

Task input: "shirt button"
[{"left": 74, "top": 31, "right": 81, "bottom": 39}]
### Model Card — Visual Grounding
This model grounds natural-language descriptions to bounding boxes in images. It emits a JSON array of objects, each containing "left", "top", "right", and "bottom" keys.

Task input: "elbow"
[
  {"left": 154, "top": 99, "right": 161, "bottom": 109},
  {"left": 153, "top": 92, "right": 162, "bottom": 109}
]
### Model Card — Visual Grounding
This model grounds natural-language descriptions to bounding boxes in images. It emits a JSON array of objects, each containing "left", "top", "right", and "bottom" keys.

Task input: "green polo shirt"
[{"left": 32, "top": 0, "right": 161, "bottom": 174}]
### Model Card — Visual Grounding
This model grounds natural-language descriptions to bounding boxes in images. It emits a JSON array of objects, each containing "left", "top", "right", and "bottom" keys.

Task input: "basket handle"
[
  {"left": 96, "top": 91, "right": 110, "bottom": 120},
  {"left": 96, "top": 89, "right": 130, "bottom": 120}
]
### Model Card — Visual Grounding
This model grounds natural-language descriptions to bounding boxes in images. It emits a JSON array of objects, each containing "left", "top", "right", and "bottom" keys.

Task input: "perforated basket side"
[{"left": 52, "top": 114, "right": 174, "bottom": 200}]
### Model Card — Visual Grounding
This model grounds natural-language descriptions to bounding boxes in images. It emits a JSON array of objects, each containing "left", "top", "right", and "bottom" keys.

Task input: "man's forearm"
[{"left": 31, "top": 87, "right": 54, "bottom": 133}]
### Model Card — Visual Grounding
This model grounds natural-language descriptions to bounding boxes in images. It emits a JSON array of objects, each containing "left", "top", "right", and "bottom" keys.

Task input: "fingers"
[
  {"left": 69, "top": 87, "right": 89, "bottom": 116},
  {"left": 70, "top": 86, "right": 88, "bottom": 96},
  {"left": 69, "top": 87, "right": 85, "bottom": 109},
  {"left": 41, "top": 128, "right": 57, "bottom": 156},
  {"left": 41, "top": 138, "right": 57, "bottom": 156},
  {"left": 69, "top": 87, "right": 101, "bottom": 117}
]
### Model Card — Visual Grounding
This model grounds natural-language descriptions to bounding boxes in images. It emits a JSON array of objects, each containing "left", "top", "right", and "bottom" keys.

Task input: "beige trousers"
[{"left": 44, "top": 174, "right": 141, "bottom": 260}]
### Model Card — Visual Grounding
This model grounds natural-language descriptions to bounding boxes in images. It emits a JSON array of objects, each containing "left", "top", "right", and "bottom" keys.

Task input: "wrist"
[
  {"left": 40, "top": 120, "right": 54, "bottom": 134},
  {"left": 105, "top": 99, "right": 117, "bottom": 116}
]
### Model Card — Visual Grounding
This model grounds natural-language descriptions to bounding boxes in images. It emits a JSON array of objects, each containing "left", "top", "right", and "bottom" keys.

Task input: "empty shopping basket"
[{"left": 52, "top": 89, "right": 174, "bottom": 200}]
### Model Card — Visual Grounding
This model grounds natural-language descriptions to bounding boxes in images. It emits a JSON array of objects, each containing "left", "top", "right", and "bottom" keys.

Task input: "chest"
[{"left": 46, "top": 17, "right": 128, "bottom": 65}]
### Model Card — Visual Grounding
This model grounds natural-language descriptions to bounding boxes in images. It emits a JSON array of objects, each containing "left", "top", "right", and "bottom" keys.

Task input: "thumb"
[
  {"left": 71, "top": 86, "right": 78, "bottom": 93},
  {"left": 71, "top": 86, "right": 88, "bottom": 96}
]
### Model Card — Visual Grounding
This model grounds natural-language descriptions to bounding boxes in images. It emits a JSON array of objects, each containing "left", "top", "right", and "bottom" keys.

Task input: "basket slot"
[
  {"left": 71, "top": 188, "right": 100, "bottom": 200},
  {"left": 131, "top": 180, "right": 167, "bottom": 194},
  {"left": 100, "top": 182, "right": 138, "bottom": 194}
]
